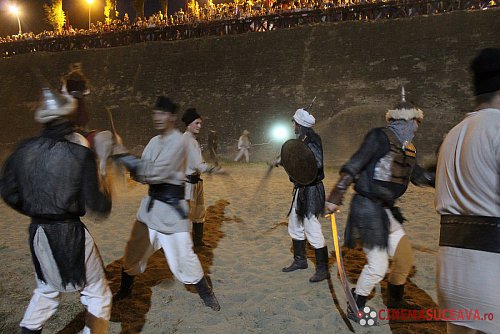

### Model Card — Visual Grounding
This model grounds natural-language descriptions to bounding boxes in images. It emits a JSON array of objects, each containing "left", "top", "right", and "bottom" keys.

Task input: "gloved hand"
[
  {"left": 209, "top": 165, "right": 227, "bottom": 175},
  {"left": 112, "top": 143, "right": 129, "bottom": 156},
  {"left": 325, "top": 201, "right": 338, "bottom": 214}
]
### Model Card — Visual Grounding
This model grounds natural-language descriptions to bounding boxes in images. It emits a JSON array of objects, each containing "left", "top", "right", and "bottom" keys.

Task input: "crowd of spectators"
[{"left": 0, "top": 0, "right": 497, "bottom": 57}]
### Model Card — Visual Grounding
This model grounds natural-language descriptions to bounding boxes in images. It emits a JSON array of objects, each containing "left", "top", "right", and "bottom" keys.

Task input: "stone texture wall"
[{"left": 1, "top": 9, "right": 499, "bottom": 166}]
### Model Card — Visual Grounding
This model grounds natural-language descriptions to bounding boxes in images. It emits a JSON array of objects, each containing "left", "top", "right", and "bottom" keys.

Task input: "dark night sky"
[{"left": 1, "top": 0, "right": 186, "bottom": 37}]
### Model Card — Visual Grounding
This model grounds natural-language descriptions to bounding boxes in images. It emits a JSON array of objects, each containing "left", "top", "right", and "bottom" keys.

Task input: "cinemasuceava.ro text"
[{"left": 378, "top": 309, "right": 495, "bottom": 321}]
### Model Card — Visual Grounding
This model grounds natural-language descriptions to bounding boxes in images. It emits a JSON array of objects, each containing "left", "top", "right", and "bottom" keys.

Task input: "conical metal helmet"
[
  {"left": 34, "top": 87, "right": 76, "bottom": 124},
  {"left": 39, "top": 87, "right": 68, "bottom": 111}
]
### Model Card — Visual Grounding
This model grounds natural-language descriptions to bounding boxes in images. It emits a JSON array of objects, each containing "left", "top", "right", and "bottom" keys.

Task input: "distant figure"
[
  {"left": 60, "top": 62, "right": 115, "bottom": 177},
  {"left": 234, "top": 129, "right": 251, "bottom": 163},
  {"left": 435, "top": 48, "right": 500, "bottom": 334},
  {"left": 61, "top": 62, "right": 91, "bottom": 134},
  {"left": 206, "top": 129, "right": 219, "bottom": 165}
]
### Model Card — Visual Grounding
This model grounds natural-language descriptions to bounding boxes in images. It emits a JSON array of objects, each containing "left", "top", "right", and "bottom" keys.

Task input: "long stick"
[
  {"left": 105, "top": 107, "right": 122, "bottom": 145},
  {"left": 306, "top": 96, "right": 316, "bottom": 111}
]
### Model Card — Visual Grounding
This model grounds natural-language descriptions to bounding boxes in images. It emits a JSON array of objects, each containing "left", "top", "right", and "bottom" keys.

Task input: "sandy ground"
[{"left": 0, "top": 162, "right": 445, "bottom": 334}]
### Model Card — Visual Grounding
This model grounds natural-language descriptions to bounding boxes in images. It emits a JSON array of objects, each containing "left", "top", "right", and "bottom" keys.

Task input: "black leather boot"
[
  {"left": 282, "top": 239, "right": 308, "bottom": 272},
  {"left": 309, "top": 246, "right": 330, "bottom": 282},
  {"left": 347, "top": 289, "right": 367, "bottom": 322},
  {"left": 193, "top": 223, "right": 211, "bottom": 248},
  {"left": 195, "top": 277, "right": 220, "bottom": 311},
  {"left": 387, "top": 283, "right": 420, "bottom": 309},
  {"left": 113, "top": 268, "right": 135, "bottom": 301},
  {"left": 21, "top": 328, "right": 42, "bottom": 334}
]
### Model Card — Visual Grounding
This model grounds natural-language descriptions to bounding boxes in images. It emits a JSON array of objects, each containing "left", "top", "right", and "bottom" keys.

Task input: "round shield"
[{"left": 280, "top": 139, "right": 317, "bottom": 186}]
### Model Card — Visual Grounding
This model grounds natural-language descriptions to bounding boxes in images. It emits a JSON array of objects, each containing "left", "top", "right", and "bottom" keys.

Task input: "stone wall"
[{"left": 1, "top": 9, "right": 499, "bottom": 166}]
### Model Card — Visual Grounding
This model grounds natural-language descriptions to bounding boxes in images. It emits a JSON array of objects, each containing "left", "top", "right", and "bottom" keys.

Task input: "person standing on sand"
[
  {"left": 0, "top": 87, "right": 113, "bottom": 334},
  {"left": 435, "top": 48, "right": 500, "bottom": 334},
  {"left": 111, "top": 96, "right": 220, "bottom": 311},
  {"left": 234, "top": 129, "right": 251, "bottom": 163},
  {"left": 279, "top": 107, "right": 330, "bottom": 283},
  {"left": 182, "top": 108, "right": 225, "bottom": 249},
  {"left": 325, "top": 88, "right": 435, "bottom": 322}
]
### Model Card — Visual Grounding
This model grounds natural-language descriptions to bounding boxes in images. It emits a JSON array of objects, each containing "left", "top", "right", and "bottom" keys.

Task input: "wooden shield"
[{"left": 280, "top": 139, "right": 317, "bottom": 186}]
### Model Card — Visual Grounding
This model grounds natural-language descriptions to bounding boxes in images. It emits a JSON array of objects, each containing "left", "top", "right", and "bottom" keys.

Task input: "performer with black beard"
[
  {"left": 326, "top": 89, "right": 435, "bottom": 321},
  {"left": 0, "top": 87, "right": 113, "bottom": 334},
  {"left": 280, "top": 108, "right": 330, "bottom": 283}
]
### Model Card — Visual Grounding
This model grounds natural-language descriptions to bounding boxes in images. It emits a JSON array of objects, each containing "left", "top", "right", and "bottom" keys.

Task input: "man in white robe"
[
  {"left": 435, "top": 48, "right": 500, "bottom": 334},
  {"left": 234, "top": 129, "right": 251, "bottom": 162}
]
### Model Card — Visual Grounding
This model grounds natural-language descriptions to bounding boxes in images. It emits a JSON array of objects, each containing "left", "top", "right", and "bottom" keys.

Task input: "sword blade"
[{"left": 328, "top": 213, "right": 360, "bottom": 317}]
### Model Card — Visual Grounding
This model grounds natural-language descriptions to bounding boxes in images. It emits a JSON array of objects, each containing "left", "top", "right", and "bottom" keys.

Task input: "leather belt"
[{"left": 439, "top": 215, "right": 500, "bottom": 253}]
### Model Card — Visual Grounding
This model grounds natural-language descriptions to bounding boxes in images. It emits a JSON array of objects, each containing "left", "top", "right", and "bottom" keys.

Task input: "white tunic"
[
  {"left": 435, "top": 108, "right": 500, "bottom": 217},
  {"left": 183, "top": 131, "right": 211, "bottom": 176},
  {"left": 435, "top": 108, "right": 500, "bottom": 333},
  {"left": 183, "top": 131, "right": 212, "bottom": 203},
  {"left": 135, "top": 129, "right": 190, "bottom": 233},
  {"left": 237, "top": 135, "right": 251, "bottom": 149}
]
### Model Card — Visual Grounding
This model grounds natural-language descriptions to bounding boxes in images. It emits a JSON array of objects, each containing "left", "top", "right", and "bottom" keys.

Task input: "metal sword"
[{"left": 327, "top": 212, "right": 360, "bottom": 318}]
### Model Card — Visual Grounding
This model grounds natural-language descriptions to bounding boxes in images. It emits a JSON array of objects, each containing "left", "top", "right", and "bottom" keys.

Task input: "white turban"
[{"left": 293, "top": 108, "right": 315, "bottom": 128}]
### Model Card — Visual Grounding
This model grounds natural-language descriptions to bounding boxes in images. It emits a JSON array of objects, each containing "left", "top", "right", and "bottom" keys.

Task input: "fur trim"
[{"left": 385, "top": 107, "right": 424, "bottom": 121}]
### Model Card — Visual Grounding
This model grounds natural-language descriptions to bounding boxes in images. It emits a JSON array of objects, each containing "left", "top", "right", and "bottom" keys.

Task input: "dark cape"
[{"left": 0, "top": 122, "right": 111, "bottom": 288}]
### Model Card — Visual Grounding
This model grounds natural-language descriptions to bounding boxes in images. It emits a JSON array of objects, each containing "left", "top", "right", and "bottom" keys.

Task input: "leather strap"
[{"left": 439, "top": 215, "right": 500, "bottom": 253}]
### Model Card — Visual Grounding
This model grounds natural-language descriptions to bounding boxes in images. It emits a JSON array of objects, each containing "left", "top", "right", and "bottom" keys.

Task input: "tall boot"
[
  {"left": 21, "top": 328, "right": 42, "bottom": 334},
  {"left": 282, "top": 239, "right": 308, "bottom": 272},
  {"left": 195, "top": 276, "right": 221, "bottom": 311},
  {"left": 309, "top": 246, "right": 330, "bottom": 282},
  {"left": 347, "top": 289, "right": 367, "bottom": 322},
  {"left": 387, "top": 283, "right": 420, "bottom": 309},
  {"left": 192, "top": 223, "right": 211, "bottom": 248},
  {"left": 113, "top": 268, "right": 135, "bottom": 302}
]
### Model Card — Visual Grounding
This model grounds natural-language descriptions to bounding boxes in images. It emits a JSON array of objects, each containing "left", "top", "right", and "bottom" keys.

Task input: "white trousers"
[
  {"left": 355, "top": 209, "right": 406, "bottom": 296},
  {"left": 234, "top": 148, "right": 249, "bottom": 162},
  {"left": 123, "top": 221, "right": 204, "bottom": 284},
  {"left": 20, "top": 229, "right": 112, "bottom": 333},
  {"left": 288, "top": 195, "right": 326, "bottom": 249},
  {"left": 438, "top": 246, "right": 500, "bottom": 334}
]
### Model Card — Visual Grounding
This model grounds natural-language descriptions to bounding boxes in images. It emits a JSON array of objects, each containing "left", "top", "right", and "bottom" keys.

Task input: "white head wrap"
[{"left": 293, "top": 108, "right": 315, "bottom": 128}]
